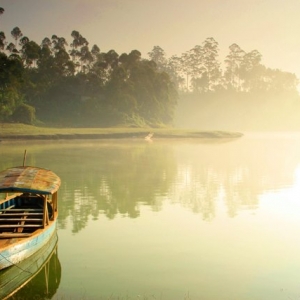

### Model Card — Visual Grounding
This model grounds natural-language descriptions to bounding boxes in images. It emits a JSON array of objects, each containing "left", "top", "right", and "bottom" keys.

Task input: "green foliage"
[
  {"left": 0, "top": 17, "right": 298, "bottom": 128},
  {"left": 0, "top": 89, "right": 17, "bottom": 121},
  {"left": 11, "top": 103, "right": 36, "bottom": 124},
  {"left": 0, "top": 52, "right": 25, "bottom": 121}
]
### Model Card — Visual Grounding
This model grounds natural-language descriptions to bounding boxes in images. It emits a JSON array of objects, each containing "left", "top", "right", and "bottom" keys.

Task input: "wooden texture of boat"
[
  {"left": 0, "top": 165, "right": 61, "bottom": 270},
  {"left": 0, "top": 231, "right": 60, "bottom": 300}
]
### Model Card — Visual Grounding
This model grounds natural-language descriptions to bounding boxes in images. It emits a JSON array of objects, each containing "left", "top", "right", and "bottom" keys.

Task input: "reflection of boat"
[
  {"left": 0, "top": 165, "right": 61, "bottom": 270},
  {"left": 0, "top": 232, "right": 61, "bottom": 300}
]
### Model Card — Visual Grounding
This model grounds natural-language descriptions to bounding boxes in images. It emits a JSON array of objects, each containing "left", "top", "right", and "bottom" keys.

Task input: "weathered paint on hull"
[
  {"left": 0, "top": 221, "right": 57, "bottom": 270},
  {"left": 0, "top": 232, "right": 58, "bottom": 300}
]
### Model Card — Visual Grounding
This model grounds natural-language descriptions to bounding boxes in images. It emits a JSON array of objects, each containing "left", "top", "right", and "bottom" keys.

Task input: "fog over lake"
[{"left": 1, "top": 133, "right": 300, "bottom": 299}]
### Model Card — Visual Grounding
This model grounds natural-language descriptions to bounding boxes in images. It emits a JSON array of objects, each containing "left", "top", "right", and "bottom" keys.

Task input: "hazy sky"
[{"left": 1, "top": 0, "right": 300, "bottom": 78}]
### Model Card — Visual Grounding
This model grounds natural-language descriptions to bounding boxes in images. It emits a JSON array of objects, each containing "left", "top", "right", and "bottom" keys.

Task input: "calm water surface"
[{"left": 2, "top": 133, "right": 300, "bottom": 300}]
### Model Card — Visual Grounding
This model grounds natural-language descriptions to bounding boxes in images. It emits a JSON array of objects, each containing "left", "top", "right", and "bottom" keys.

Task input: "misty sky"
[{"left": 1, "top": 0, "right": 300, "bottom": 79}]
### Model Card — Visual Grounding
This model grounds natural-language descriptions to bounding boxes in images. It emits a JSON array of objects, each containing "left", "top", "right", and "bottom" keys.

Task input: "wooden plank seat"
[
  {"left": 0, "top": 205, "right": 15, "bottom": 212},
  {"left": 0, "top": 193, "right": 54, "bottom": 236},
  {"left": 0, "top": 233, "right": 32, "bottom": 238},
  {"left": 0, "top": 218, "right": 43, "bottom": 222},
  {"left": 0, "top": 224, "right": 43, "bottom": 228},
  {"left": 0, "top": 209, "right": 43, "bottom": 215},
  {"left": 0, "top": 212, "right": 43, "bottom": 216},
  {"left": 0, "top": 206, "right": 44, "bottom": 234}
]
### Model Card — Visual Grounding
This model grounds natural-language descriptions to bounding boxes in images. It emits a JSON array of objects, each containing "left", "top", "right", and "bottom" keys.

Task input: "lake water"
[{"left": 2, "top": 133, "right": 300, "bottom": 300}]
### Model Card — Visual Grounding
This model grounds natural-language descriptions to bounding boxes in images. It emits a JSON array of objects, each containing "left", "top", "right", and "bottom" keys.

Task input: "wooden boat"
[
  {"left": 0, "top": 231, "right": 60, "bottom": 300},
  {"left": 0, "top": 165, "right": 61, "bottom": 270}
]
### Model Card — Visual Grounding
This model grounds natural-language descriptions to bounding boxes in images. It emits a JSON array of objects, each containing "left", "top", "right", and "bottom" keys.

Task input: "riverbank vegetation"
[
  {"left": 0, "top": 123, "right": 242, "bottom": 140},
  {"left": 0, "top": 7, "right": 299, "bottom": 130}
]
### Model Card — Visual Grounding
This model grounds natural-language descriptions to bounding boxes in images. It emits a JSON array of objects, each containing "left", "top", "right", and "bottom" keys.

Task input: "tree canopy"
[
  {"left": 0, "top": 26, "right": 178, "bottom": 126},
  {"left": 0, "top": 6, "right": 298, "bottom": 127},
  {"left": 148, "top": 38, "right": 299, "bottom": 94}
]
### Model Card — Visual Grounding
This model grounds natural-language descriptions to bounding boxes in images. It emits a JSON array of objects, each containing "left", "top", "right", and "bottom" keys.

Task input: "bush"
[{"left": 11, "top": 103, "right": 36, "bottom": 125}]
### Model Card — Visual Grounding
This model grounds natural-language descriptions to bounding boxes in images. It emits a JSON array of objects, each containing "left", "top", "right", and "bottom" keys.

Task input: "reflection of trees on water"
[
  {"left": 177, "top": 164, "right": 260, "bottom": 220},
  {"left": 170, "top": 163, "right": 258, "bottom": 221},
  {"left": 56, "top": 142, "right": 177, "bottom": 233},
  {"left": 171, "top": 137, "right": 300, "bottom": 219},
  {"left": 172, "top": 164, "right": 217, "bottom": 221},
  {"left": 95, "top": 145, "right": 177, "bottom": 218},
  {"left": 0, "top": 137, "right": 300, "bottom": 230},
  {"left": 224, "top": 166, "right": 259, "bottom": 217}
]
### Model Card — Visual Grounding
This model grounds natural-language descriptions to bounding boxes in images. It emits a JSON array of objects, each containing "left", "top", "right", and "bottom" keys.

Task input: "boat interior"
[{"left": 0, "top": 193, "right": 57, "bottom": 238}]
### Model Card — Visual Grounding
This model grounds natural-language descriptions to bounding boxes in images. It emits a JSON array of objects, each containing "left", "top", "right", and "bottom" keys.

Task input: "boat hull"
[
  {"left": 0, "top": 220, "right": 57, "bottom": 270},
  {"left": 0, "top": 231, "right": 59, "bottom": 300}
]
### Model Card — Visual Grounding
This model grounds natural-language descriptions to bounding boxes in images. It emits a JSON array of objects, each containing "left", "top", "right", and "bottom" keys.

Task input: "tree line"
[
  {"left": 148, "top": 39, "right": 299, "bottom": 94},
  {"left": 0, "top": 7, "right": 298, "bottom": 127},
  {"left": 0, "top": 8, "right": 177, "bottom": 127}
]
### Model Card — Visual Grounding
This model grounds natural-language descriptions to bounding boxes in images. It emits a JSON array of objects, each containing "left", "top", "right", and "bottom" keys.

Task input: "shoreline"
[
  {"left": 0, "top": 124, "right": 243, "bottom": 140},
  {"left": 0, "top": 131, "right": 243, "bottom": 141}
]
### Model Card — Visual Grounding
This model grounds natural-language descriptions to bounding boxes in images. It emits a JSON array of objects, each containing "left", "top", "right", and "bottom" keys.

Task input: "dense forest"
[
  {"left": 0, "top": 8, "right": 177, "bottom": 127},
  {"left": 0, "top": 7, "right": 299, "bottom": 128}
]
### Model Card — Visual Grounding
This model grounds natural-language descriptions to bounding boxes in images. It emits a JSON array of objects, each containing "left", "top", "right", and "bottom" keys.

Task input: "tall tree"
[
  {"left": 89, "top": 52, "right": 108, "bottom": 83},
  {"left": 6, "top": 42, "right": 18, "bottom": 56},
  {"left": 189, "top": 44, "right": 210, "bottom": 93},
  {"left": 69, "top": 30, "right": 89, "bottom": 72},
  {"left": 79, "top": 45, "right": 93, "bottom": 73},
  {"left": 91, "top": 44, "right": 100, "bottom": 60},
  {"left": 240, "top": 49, "right": 264, "bottom": 91},
  {"left": 224, "top": 43, "right": 245, "bottom": 91},
  {"left": 39, "top": 37, "right": 54, "bottom": 70},
  {"left": 0, "top": 8, "right": 4, "bottom": 53},
  {"left": 148, "top": 46, "right": 167, "bottom": 72},
  {"left": 19, "top": 36, "right": 29, "bottom": 47},
  {"left": 0, "top": 6, "right": 4, "bottom": 29},
  {"left": 50, "top": 35, "right": 73, "bottom": 76},
  {"left": 189, "top": 45, "right": 204, "bottom": 78},
  {"left": 103, "top": 49, "right": 119, "bottom": 79},
  {"left": 20, "top": 40, "right": 40, "bottom": 67},
  {"left": 202, "top": 37, "right": 221, "bottom": 91},
  {"left": 166, "top": 55, "right": 184, "bottom": 91},
  {"left": 11, "top": 27, "right": 23, "bottom": 48},
  {"left": 0, "top": 31, "right": 6, "bottom": 51},
  {"left": 180, "top": 49, "right": 195, "bottom": 91},
  {"left": 51, "top": 35, "right": 68, "bottom": 52}
]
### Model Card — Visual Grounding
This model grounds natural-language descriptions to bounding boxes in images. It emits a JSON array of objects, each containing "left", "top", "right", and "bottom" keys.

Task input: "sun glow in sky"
[{"left": 1, "top": 0, "right": 300, "bottom": 79}]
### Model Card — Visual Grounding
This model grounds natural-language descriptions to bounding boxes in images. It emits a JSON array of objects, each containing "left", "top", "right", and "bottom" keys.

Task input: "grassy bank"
[{"left": 0, "top": 123, "right": 243, "bottom": 140}]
